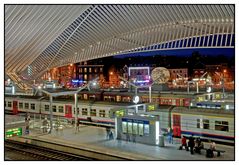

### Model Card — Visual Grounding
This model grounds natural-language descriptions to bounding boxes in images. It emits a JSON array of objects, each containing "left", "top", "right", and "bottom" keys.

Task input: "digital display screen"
[{"left": 6, "top": 128, "right": 22, "bottom": 138}]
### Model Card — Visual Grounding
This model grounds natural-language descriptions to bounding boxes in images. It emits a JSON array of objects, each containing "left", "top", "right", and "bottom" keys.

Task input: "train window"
[
  {"left": 45, "top": 105, "right": 49, "bottom": 111},
  {"left": 24, "top": 103, "right": 29, "bottom": 109},
  {"left": 90, "top": 109, "right": 96, "bottom": 116},
  {"left": 82, "top": 108, "right": 88, "bottom": 116},
  {"left": 30, "top": 104, "right": 35, "bottom": 110},
  {"left": 8, "top": 102, "right": 12, "bottom": 107},
  {"left": 197, "top": 119, "right": 201, "bottom": 128},
  {"left": 215, "top": 121, "right": 229, "bottom": 132},
  {"left": 52, "top": 106, "right": 57, "bottom": 112},
  {"left": 89, "top": 95, "right": 95, "bottom": 100},
  {"left": 58, "top": 106, "right": 64, "bottom": 113},
  {"left": 203, "top": 119, "right": 209, "bottom": 129},
  {"left": 99, "top": 110, "right": 106, "bottom": 117},
  {"left": 19, "top": 102, "right": 23, "bottom": 109}
]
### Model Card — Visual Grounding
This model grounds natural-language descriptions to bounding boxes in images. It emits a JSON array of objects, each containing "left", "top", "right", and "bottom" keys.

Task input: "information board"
[{"left": 6, "top": 128, "right": 22, "bottom": 138}]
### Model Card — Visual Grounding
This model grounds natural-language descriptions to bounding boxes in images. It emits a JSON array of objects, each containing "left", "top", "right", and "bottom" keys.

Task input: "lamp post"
[{"left": 215, "top": 71, "right": 226, "bottom": 99}]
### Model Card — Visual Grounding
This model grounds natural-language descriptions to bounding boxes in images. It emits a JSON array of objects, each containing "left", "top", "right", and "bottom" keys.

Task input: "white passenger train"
[
  {"left": 5, "top": 95, "right": 234, "bottom": 144},
  {"left": 4, "top": 95, "right": 135, "bottom": 126}
]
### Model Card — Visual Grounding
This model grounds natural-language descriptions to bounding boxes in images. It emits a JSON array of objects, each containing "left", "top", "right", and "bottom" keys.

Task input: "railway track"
[{"left": 5, "top": 139, "right": 95, "bottom": 160}]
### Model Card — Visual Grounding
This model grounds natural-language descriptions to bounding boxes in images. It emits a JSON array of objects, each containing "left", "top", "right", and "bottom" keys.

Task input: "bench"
[{"left": 201, "top": 148, "right": 225, "bottom": 157}]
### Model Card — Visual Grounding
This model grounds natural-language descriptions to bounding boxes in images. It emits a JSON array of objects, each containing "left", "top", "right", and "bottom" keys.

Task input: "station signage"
[{"left": 5, "top": 128, "right": 22, "bottom": 138}]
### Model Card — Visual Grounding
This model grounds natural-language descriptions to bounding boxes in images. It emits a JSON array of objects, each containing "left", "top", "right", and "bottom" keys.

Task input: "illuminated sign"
[
  {"left": 6, "top": 128, "right": 22, "bottom": 138},
  {"left": 148, "top": 105, "right": 155, "bottom": 111},
  {"left": 133, "top": 96, "right": 139, "bottom": 104}
]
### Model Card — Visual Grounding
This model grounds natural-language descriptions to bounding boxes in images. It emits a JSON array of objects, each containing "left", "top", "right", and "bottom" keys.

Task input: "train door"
[
  {"left": 13, "top": 101, "right": 18, "bottom": 114},
  {"left": 172, "top": 114, "right": 181, "bottom": 137},
  {"left": 65, "top": 105, "right": 72, "bottom": 118}
]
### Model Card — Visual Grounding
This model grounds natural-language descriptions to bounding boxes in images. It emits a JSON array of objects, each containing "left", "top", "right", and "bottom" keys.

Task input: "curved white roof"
[{"left": 5, "top": 5, "right": 234, "bottom": 82}]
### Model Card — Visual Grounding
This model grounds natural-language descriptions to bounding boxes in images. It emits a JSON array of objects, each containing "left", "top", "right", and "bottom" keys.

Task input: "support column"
[
  {"left": 74, "top": 93, "right": 78, "bottom": 128},
  {"left": 196, "top": 82, "right": 199, "bottom": 93},
  {"left": 49, "top": 95, "right": 53, "bottom": 134},
  {"left": 149, "top": 86, "right": 152, "bottom": 103}
]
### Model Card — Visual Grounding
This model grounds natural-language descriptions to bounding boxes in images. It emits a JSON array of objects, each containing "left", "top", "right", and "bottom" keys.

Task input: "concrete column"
[{"left": 49, "top": 95, "right": 53, "bottom": 134}]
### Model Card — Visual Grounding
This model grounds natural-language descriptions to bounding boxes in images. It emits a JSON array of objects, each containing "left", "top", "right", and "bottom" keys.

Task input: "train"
[
  {"left": 74, "top": 89, "right": 226, "bottom": 108},
  {"left": 144, "top": 106, "right": 234, "bottom": 144},
  {"left": 5, "top": 90, "right": 234, "bottom": 144},
  {"left": 4, "top": 95, "right": 139, "bottom": 126}
]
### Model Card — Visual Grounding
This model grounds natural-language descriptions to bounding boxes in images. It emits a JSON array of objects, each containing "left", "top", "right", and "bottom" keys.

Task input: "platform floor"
[{"left": 20, "top": 123, "right": 235, "bottom": 160}]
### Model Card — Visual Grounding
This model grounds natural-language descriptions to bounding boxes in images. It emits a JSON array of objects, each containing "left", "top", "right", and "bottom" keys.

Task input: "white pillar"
[
  {"left": 74, "top": 93, "right": 78, "bottom": 128},
  {"left": 196, "top": 82, "right": 199, "bottom": 93},
  {"left": 49, "top": 95, "right": 53, "bottom": 134},
  {"left": 149, "top": 86, "right": 152, "bottom": 103}
]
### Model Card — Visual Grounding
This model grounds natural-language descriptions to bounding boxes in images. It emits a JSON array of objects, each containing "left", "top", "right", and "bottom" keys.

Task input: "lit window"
[
  {"left": 84, "top": 74, "right": 87, "bottom": 80},
  {"left": 84, "top": 68, "right": 87, "bottom": 72},
  {"left": 89, "top": 68, "right": 92, "bottom": 73}
]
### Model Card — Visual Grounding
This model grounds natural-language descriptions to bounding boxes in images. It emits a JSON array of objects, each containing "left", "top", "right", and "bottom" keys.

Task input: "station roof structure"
[{"left": 5, "top": 5, "right": 234, "bottom": 86}]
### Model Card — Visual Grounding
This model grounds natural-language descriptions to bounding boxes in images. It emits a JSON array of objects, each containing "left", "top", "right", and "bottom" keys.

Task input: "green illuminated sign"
[
  {"left": 116, "top": 109, "right": 125, "bottom": 117},
  {"left": 5, "top": 128, "right": 22, "bottom": 138},
  {"left": 148, "top": 105, "right": 155, "bottom": 111}
]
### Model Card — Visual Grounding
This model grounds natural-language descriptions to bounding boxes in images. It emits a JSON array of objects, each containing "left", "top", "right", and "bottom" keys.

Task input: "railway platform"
[{"left": 10, "top": 123, "right": 235, "bottom": 160}]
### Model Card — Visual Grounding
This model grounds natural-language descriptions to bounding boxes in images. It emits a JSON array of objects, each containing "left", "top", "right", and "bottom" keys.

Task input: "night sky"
[{"left": 114, "top": 48, "right": 234, "bottom": 58}]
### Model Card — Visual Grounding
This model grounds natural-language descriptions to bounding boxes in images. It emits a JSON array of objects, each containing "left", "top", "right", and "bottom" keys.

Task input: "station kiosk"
[{"left": 115, "top": 114, "right": 164, "bottom": 146}]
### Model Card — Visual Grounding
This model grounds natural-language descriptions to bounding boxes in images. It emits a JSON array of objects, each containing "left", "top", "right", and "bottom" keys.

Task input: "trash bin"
[{"left": 159, "top": 135, "right": 165, "bottom": 147}]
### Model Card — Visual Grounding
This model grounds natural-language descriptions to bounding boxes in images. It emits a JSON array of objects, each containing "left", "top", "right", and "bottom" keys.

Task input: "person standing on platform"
[
  {"left": 75, "top": 120, "right": 80, "bottom": 133},
  {"left": 167, "top": 127, "right": 173, "bottom": 144},
  {"left": 132, "top": 134, "right": 136, "bottom": 143},
  {"left": 188, "top": 134, "right": 195, "bottom": 155},
  {"left": 106, "top": 127, "right": 110, "bottom": 139},
  {"left": 179, "top": 136, "right": 188, "bottom": 150}
]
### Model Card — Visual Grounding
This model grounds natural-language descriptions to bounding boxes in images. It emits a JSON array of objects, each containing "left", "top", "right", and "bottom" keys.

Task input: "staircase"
[{"left": 7, "top": 72, "right": 32, "bottom": 92}]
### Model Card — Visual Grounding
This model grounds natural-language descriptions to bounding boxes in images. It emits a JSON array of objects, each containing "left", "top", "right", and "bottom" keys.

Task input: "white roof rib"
[{"left": 5, "top": 5, "right": 234, "bottom": 81}]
